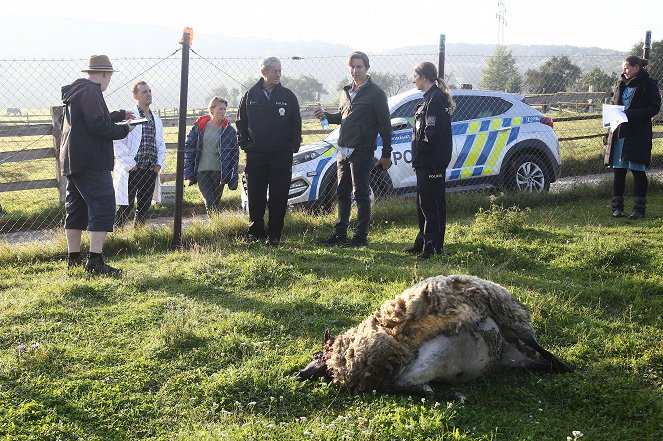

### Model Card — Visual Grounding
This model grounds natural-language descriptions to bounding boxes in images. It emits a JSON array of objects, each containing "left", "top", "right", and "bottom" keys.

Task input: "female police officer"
[{"left": 405, "top": 61, "right": 455, "bottom": 259}]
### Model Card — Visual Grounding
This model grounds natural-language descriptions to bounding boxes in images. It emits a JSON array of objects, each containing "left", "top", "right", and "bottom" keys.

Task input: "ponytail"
[{"left": 436, "top": 77, "right": 456, "bottom": 114}]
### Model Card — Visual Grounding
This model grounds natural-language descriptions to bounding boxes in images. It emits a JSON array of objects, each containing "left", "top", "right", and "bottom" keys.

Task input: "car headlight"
[{"left": 293, "top": 145, "right": 331, "bottom": 165}]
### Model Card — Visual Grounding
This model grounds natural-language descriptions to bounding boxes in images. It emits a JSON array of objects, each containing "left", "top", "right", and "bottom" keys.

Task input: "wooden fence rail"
[{"left": 2, "top": 103, "right": 662, "bottom": 197}]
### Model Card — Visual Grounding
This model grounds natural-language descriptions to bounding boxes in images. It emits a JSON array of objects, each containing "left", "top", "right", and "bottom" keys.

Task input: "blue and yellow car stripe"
[
  {"left": 309, "top": 115, "right": 543, "bottom": 198},
  {"left": 450, "top": 116, "right": 535, "bottom": 179}
]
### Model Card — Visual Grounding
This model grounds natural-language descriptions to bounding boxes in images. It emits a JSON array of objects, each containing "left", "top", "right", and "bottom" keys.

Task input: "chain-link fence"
[{"left": 1, "top": 47, "right": 662, "bottom": 240}]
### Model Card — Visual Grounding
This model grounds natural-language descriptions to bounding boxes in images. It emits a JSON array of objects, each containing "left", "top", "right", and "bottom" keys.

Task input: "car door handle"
[{"left": 495, "top": 126, "right": 511, "bottom": 131}]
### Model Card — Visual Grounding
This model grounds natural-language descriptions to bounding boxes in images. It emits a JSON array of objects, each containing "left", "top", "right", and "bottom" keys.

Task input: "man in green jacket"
[{"left": 315, "top": 51, "right": 392, "bottom": 247}]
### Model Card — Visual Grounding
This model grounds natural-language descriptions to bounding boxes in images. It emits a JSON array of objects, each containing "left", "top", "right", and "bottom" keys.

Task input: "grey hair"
[{"left": 261, "top": 57, "right": 281, "bottom": 70}]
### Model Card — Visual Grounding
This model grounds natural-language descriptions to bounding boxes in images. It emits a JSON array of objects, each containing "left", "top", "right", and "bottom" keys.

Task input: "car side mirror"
[{"left": 391, "top": 117, "right": 409, "bottom": 131}]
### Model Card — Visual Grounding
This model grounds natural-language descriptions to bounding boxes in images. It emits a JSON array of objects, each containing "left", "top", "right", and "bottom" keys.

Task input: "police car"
[{"left": 241, "top": 88, "right": 560, "bottom": 211}]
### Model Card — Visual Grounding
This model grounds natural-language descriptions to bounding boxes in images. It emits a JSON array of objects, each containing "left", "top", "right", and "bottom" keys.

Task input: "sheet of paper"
[{"left": 602, "top": 104, "right": 627, "bottom": 132}]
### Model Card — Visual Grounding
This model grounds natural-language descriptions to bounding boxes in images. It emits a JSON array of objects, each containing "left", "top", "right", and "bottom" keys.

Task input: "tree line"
[
  {"left": 205, "top": 39, "right": 662, "bottom": 106},
  {"left": 481, "top": 39, "right": 663, "bottom": 95}
]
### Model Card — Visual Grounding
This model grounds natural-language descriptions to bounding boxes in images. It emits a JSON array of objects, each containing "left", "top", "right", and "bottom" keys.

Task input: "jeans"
[
  {"left": 197, "top": 170, "right": 224, "bottom": 213},
  {"left": 334, "top": 148, "right": 373, "bottom": 239}
]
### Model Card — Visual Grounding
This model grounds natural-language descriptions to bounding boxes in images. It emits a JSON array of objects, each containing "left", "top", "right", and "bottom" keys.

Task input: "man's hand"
[
  {"left": 153, "top": 165, "right": 161, "bottom": 173},
  {"left": 313, "top": 104, "right": 324, "bottom": 119},
  {"left": 379, "top": 156, "right": 392, "bottom": 171},
  {"left": 125, "top": 110, "right": 135, "bottom": 120}
]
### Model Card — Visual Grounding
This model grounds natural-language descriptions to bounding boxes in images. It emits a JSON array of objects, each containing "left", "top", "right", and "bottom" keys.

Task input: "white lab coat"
[{"left": 112, "top": 105, "right": 167, "bottom": 205}]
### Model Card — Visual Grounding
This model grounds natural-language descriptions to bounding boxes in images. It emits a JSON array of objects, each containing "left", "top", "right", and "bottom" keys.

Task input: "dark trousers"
[
  {"left": 613, "top": 168, "right": 648, "bottom": 198},
  {"left": 197, "top": 170, "right": 224, "bottom": 213},
  {"left": 415, "top": 168, "right": 446, "bottom": 251},
  {"left": 65, "top": 169, "right": 115, "bottom": 232},
  {"left": 116, "top": 168, "right": 157, "bottom": 226},
  {"left": 244, "top": 150, "right": 293, "bottom": 239},
  {"left": 334, "top": 148, "right": 373, "bottom": 239}
]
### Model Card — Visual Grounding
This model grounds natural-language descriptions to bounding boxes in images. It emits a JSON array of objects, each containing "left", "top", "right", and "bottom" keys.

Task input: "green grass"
[{"left": 1, "top": 187, "right": 662, "bottom": 440}]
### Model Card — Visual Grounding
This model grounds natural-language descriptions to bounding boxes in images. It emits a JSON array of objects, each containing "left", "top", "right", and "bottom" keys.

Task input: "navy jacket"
[
  {"left": 184, "top": 115, "right": 239, "bottom": 190},
  {"left": 236, "top": 78, "right": 302, "bottom": 154},
  {"left": 411, "top": 85, "right": 453, "bottom": 170},
  {"left": 60, "top": 78, "right": 129, "bottom": 175}
]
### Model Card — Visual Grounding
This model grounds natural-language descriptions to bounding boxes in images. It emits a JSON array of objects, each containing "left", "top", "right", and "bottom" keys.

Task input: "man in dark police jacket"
[{"left": 236, "top": 56, "right": 302, "bottom": 246}]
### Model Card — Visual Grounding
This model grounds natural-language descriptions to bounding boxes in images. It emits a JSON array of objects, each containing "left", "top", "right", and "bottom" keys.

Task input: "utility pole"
[{"left": 497, "top": 0, "right": 506, "bottom": 46}]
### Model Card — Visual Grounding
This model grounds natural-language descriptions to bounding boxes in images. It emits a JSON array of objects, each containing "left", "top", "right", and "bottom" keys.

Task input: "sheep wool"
[{"left": 324, "top": 274, "right": 535, "bottom": 391}]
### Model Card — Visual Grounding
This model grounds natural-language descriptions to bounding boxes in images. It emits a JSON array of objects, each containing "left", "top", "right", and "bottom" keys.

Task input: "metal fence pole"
[
  {"left": 438, "top": 34, "right": 446, "bottom": 80},
  {"left": 643, "top": 30, "right": 652, "bottom": 61},
  {"left": 171, "top": 29, "right": 192, "bottom": 250}
]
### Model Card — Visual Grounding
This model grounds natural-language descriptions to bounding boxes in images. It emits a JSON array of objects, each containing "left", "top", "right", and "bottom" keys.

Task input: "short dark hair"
[{"left": 347, "top": 51, "right": 370, "bottom": 69}]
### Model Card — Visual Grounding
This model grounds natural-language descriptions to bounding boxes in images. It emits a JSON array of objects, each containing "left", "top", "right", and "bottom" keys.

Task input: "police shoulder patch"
[{"left": 426, "top": 115, "right": 436, "bottom": 126}]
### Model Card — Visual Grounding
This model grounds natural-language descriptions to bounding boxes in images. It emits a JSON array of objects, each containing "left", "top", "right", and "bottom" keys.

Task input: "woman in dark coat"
[
  {"left": 405, "top": 62, "right": 455, "bottom": 259},
  {"left": 606, "top": 55, "right": 661, "bottom": 219}
]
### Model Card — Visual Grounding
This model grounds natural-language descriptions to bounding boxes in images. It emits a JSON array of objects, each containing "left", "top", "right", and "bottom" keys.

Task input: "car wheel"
[{"left": 505, "top": 154, "right": 551, "bottom": 192}]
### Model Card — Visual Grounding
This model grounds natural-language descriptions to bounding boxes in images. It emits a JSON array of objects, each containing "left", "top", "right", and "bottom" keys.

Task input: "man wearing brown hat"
[{"left": 60, "top": 55, "right": 134, "bottom": 276}]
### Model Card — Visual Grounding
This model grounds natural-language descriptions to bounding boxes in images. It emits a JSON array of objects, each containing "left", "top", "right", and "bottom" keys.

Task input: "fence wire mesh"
[{"left": 1, "top": 49, "right": 662, "bottom": 241}]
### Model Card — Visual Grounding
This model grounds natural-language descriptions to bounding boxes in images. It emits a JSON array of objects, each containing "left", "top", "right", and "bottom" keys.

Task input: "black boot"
[
  {"left": 85, "top": 255, "right": 121, "bottom": 277},
  {"left": 611, "top": 196, "right": 624, "bottom": 218},
  {"left": 417, "top": 243, "right": 435, "bottom": 260},
  {"left": 628, "top": 197, "right": 646, "bottom": 220},
  {"left": 404, "top": 235, "right": 424, "bottom": 255}
]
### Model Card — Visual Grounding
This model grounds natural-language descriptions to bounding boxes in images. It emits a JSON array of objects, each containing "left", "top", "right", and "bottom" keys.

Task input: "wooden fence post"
[{"left": 50, "top": 106, "right": 67, "bottom": 204}]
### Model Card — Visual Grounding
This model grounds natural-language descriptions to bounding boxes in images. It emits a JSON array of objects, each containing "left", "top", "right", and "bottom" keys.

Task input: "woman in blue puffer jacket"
[{"left": 184, "top": 96, "right": 239, "bottom": 213}]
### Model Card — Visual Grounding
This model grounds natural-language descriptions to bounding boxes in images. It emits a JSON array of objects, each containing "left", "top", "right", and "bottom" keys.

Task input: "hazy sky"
[{"left": 1, "top": 0, "right": 661, "bottom": 51}]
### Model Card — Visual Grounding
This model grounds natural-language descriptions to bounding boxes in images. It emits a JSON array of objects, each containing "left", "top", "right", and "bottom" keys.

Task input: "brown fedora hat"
[{"left": 81, "top": 55, "right": 118, "bottom": 73}]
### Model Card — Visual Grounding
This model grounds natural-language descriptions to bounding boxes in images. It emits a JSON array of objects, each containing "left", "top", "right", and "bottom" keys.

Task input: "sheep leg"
[{"left": 517, "top": 332, "right": 574, "bottom": 373}]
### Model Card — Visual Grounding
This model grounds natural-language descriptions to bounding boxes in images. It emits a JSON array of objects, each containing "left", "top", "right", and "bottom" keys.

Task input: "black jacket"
[
  {"left": 607, "top": 70, "right": 661, "bottom": 167},
  {"left": 236, "top": 78, "right": 302, "bottom": 154},
  {"left": 411, "top": 85, "right": 453, "bottom": 170},
  {"left": 60, "top": 78, "right": 128, "bottom": 175},
  {"left": 325, "top": 76, "right": 392, "bottom": 158}
]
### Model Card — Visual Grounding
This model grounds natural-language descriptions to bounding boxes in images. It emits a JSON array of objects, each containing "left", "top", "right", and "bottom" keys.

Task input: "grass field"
[{"left": 1, "top": 185, "right": 661, "bottom": 440}]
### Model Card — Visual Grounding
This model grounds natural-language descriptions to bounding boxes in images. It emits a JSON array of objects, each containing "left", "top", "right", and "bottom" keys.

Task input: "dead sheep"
[{"left": 296, "top": 274, "right": 573, "bottom": 396}]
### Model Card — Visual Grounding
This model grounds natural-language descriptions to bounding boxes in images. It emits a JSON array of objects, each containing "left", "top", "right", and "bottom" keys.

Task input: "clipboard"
[{"left": 116, "top": 117, "right": 149, "bottom": 126}]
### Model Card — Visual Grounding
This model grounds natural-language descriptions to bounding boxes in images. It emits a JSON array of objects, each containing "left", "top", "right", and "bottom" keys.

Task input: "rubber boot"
[
  {"left": 628, "top": 197, "right": 646, "bottom": 220},
  {"left": 611, "top": 196, "right": 624, "bottom": 218}
]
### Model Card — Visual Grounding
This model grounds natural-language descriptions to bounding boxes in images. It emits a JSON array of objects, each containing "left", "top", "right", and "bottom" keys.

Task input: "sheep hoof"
[{"left": 437, "top": 391, "right": 467, "bottom": 403}]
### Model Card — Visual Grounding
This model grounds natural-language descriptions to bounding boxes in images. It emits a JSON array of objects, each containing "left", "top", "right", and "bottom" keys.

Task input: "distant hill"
[{"left": 0, "top": 17, "right": 628, "bottom": 109}]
